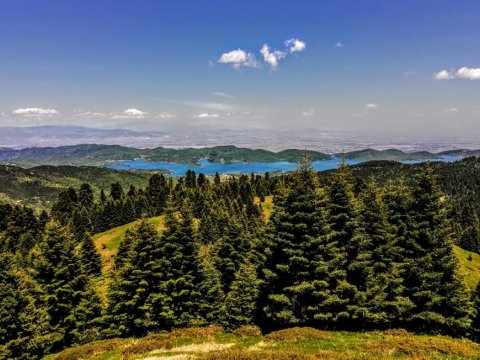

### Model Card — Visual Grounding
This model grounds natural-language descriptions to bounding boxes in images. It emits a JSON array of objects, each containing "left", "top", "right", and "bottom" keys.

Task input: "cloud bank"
[
  {"left": 434, "top": 67, "right": 480, "bottom": 80},
  {"left": 13, "top": 107, "right": 59, "bottom": 116}
]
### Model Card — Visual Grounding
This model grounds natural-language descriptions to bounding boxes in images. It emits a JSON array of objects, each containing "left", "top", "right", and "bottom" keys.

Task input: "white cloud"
[
  {"left": 285, "top": 38, "right": 306, "bottom": 53},
  {"left": 404, "top": 71, "right": 416, "bottom": 77},
  {"left": 302, "top": 109, "right": 316, "bottom": 116},
  {"left": 195, "top": 113, "right": 219, "bottom": 118},
  {"left": 123, "top": 108, "right": 147, "bottom": 117},
  {"left": 365, "top": 103, "right": 379, "bottom": 109},
  {"left": 156, "top": 112, "right": 176, "bottom": 119},
  {"left": 160, "top": 98, "right": 236, "bottom": 111},
  {"left": 211, "top": 92, "right": 235, "bottom": 99},
  {"left": 456, "top": 67, "right": 480, "bottom": 80},
  {"left": 442, "top": 107, "right": 459, "bottom": 114},
  {"left": 260, "top": 44, "right": 286, "bottom": 70},
  {"left": 335, "top": 42, "right": 344, "bottom": 48},
  {"left": 434, "top": 67, "right": 480, "bottom": 80},
  {"left": 218, "top": 49, "right": 260, "bottom": 69},
  {"left": 13, "top": 107, "right": 59, "bottom": 116},
  {"left": 434, "top": 70, "right": 455, "bottom": 80}
]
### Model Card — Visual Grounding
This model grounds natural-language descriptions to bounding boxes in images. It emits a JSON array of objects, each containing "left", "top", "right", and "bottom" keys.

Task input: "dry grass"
[
  {"left": 264, "top": 327, "right": 331, "bottom": 342},
  {"left": 233, "top": 326, "right": 262, "bottom": 337},
  {"left": 46, "top": 326, "right": 480, "bottom": 360}
]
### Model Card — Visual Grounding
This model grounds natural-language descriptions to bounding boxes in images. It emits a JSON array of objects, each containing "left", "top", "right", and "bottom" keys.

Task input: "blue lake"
[{"left": 106, "top": 155, "right": 463, "bottom": 176}]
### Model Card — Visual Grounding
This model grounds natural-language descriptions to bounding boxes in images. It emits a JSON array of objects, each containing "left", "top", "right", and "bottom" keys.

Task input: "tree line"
[{"left": 1, "top": 161, "right": 480, "bottom": 359}]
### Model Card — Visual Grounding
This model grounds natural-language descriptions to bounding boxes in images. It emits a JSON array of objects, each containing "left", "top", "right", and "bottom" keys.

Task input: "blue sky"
[{"left": 0, "top": 0, "right": 479, "bottom": 137}]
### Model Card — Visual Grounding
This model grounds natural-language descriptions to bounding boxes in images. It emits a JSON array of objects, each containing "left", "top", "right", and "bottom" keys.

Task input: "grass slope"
[
  {"left": 45, "top": 326, "right": 480, "bottom": 360},
  {"left": 454, "top": 245, "right": 480, "bottom": 290}
]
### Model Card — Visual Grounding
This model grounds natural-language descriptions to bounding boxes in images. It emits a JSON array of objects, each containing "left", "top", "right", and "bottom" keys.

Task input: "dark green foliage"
[
  {"left": 33, "top": 220, "right": 98, "bottom": 349},
  {"left": 402, "top": 164, "right": 473, "bottom": 334},
  {"left": 109, "top": 182, "right": 124, "bottom": 201},
  {"left": 346, "top": 181, "right": 412, "bottom": 328},
  {"left": 259, "top": 158, "right": 338, "bottom": 328},
  {"left": 78, "top": 183, "right": 94, "bottom": 208},
  {"left": 146, "top": 173, "right": 169, "bottom": 215},
  {"left": 80, "top": 233, "right": 102, "bottom": 277},
  {"left": 105, "top": 218, "right": 161, "bottom": 337},
  {"left": 0, "top": 254, "right": 56, "bottom": 360},
  {"left": 51, "top": 187, "right": 78, "bottom": 224},
  {"left": 224, "top": 260, "right": 260, "bottom": 329},
  {"left": 148, "top": 200, "right": 207, "bottom": 329}
]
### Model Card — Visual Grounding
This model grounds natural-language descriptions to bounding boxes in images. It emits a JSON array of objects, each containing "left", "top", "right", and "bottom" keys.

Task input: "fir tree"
[
  {"left": 148, "top": 199, "right": 206, "bottom": 329},
  {"left": 258, "top": 156, "right": 336, "bottom": 328},
  {"left": 32, "top": 221, "right": 92, "bottom": 349},
  {"left": 110, "top": 182, "right": 124, "bottom": 201},
  {"left": 80, "top": 233, "right": 102, "bottom": 277},
  {"left": 106, "top": 218, "right": 161, "bottom": 337},
  {"left": 78, "top": 183, "right": 94, "bottom": 208},
  {"left": 402, "top": 163, "right": 473, "bottom": 335},
  {"left": 346, "top": 180, "right": 412, "bottom": 328},
  {"left": 224, "top": 260, "right": 260, "bottom": 329}
]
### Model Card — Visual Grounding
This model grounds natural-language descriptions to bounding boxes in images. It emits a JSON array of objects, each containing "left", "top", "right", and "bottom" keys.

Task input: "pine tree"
[
  {"left": 0, "top": 254, "right": 56, "bottom": 360},
  {"left": 197, "top": 257, "right": 225, "bottom": 325},
  {"left": 32, "top": 221, "right": 93, "bottom": 348},
  {"left": 80, "top": 233, "right": 102, "bottom": 277},
  {"left": 146, "top": 174, "right": 169, "bottom": 215},
  {"left": 99, "top": 189, "right": 107, "bottom": 203},
  {"left": 148, "top": 199, "right": 207, "bottom": 329},
  {"left": 224, "top": 260, "right": 260, "bottom": 329},
  {"left": 346, "top": 181, "right": 412, "bottom": 329},
  {"left": 402, "top": 163, "right": 473, "bottom": 335},
  {"left": 323, "top": 162, "right": 358, "bottom": 325},
  {"left": 105, "top": 218, "right": 161, "bottom": 337},
  {"left": 78, "top": 183, "right": 94, "bottom": 208},
  {"left": 110, "top": 182, "right": 124, "bottom": 201},
  {"left": 258, "top": 156, "right": 336, "bottom": 328},
  {"left": 71, "top": 207, "right": 92, "bottom": 242}
]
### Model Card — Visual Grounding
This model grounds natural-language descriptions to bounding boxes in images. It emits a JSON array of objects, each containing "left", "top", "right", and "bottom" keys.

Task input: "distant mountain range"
[{"left": 0, "top": 143, "right": 479, "bottom": 168}]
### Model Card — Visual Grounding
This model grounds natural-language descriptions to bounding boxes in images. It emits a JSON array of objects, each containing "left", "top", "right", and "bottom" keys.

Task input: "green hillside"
[
  {"left": 340, "top": 148, "right": 437, "bottom": 161},
  {"left": 454, "top": 245, "right": 480, "bottom": 290},
  {"left": 0, "top": 144, "right": 332, "bottom": 167},
  {"left": 44, "top": 326, "right": 480, "bottom": 360},
  {"left": 0, "top": 164, "right": 152, "bottom": 209}
]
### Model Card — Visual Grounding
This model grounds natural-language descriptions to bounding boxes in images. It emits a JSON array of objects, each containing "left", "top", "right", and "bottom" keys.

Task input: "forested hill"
[
  {"left": 3, "top": 160, "right": 480, "bottom": 359},
  {"left": 0, "top": 144, "right": 331, "bottom": 167},
  {"left": 2, "top": 144, "right": 479, "bottom": 167},
  {"left": 0, "top": 164, "right": 151, "bottom": 209}
]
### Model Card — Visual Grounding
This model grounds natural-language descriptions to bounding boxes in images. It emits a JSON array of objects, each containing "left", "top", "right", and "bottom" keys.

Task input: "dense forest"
[{"left": 2, "top": 157, "right": 480, "bottom": 359}]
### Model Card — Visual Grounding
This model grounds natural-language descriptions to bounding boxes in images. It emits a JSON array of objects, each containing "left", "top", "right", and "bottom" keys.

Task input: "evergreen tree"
[
  {"left": 346, "top": 181, "right": 412, "bottom": 328},
  {"left": 32, "top": 221, "right": 93, "bottom": 349},
  {"left": 148, "top": 200, "right": 207, "bottom": 329},
  {"left": 402, "top": 163, "right": 473, "bottom": 335},
  {"left": 71, "top": 207, "right": 92, "bottom": 242},
  {"left": 146, "top": 174, "right": 169, "bottom": 215},
  {"left": 258, "top": 157, "right": 336, "bottom": 328},
  {"left": 110, "top": 182, "right": 124, "bottom": 201},
  {"left": 224, "top": 260, "right": 260, "bottom": 329},
  {"left": 51, "top": 187, "right": 79, "bottom": 225},
  {"left": 99, "top": 189, "right": 107, "bottom": 203},
  {"left": 80, "top": 233, "right": 102, "bottom": 277},
  {"left": 197, "top": 257, "right": 225, "bottom": 325},
  {"left": 106, "top": 218, "right": 161, "bottom": 337},
  {"left": 0, "top": 254, "right": 56, "bottom": 360},
  {"left": 78, "top": 183, "right": 94, "bottom": 208}
]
